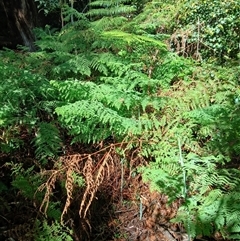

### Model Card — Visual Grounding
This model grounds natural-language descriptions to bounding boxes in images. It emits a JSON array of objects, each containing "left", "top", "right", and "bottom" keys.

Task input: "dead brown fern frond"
[
  {"left": 79, "top": 155, "right": 95, "bottom": 218},
  {"left": 61, "top": 164, "right": 74, "bottom": 222},
  {"left": 39, "top": 170, "right": 58, "bottom": 215},
  {"left": 60, "top": 154, "right": 84, "bottom": 223},
  {"left": 38, "top": 143, "right": 128, "bottom": 223},
  {"left": 79, "top": 148, "right": 116, "bottom": 218}
]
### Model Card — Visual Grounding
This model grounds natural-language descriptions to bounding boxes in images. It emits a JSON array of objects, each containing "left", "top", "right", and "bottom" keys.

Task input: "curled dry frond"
[
  {"left": 79, "top": 148, "right": 115, "bottom": 218},
  {"left": 39, "top": 171, "right": 58, "bottom": 215},
  {"left": 39, "top": 145, "right": 119, "bottom": 223}
]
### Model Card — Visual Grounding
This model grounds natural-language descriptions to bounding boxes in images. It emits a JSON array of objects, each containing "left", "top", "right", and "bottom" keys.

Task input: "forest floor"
[{"left": 87, "top": 167, "right": 224, "bottom": 241}]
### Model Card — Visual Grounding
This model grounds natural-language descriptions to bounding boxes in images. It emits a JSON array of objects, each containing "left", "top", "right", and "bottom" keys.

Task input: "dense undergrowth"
[{"left": 0, "top": 0, "right": 240, "bottom": 240}]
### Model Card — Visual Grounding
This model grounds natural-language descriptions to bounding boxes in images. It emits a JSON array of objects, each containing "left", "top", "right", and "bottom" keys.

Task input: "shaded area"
[
  {"left": 0, "top": 145, "right": 232, "bottom": 241},
  {"left": 0, "top": 0, "right": 38, "bottom": 50},
  {"left": 0, "top": 0, "right": 90, "bottom": 50}
]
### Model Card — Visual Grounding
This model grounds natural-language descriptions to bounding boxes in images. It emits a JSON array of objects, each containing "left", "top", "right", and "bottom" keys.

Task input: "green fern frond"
[
  {"left": 35, "top": 220, "right": 73, "bottom": 241},
  {"left": 170, "top": 152, "right": 240, "bottom": 238},
  {"left": 89, "top": 0, "right": 131, "bottom": 7},
  {"left": 90, "top": 52, "right": 116, "bottom": 75},
  {"left": 33, "top": 122, "right": 62, "bottom": 164},
  {"left": 101, "top": 30, "right": 167, "bottom": 48},
  {"left": 87, "top": 6, "right": 135, "bottom": 17},
  {"left": 91, "top": 16, "right": 128, "bottom": 31},
  {"left": 36, "top": 35, "right": 63, "bottom": 52},
  {"left": 53, "top": 54, "right": 91, "bottom": 77},
  {"left": 55, "top": 100, "right": 146, "bottom": 143},
  {"left": 62, "top": 4, "right": 87, "bottom": 22},
  {"left": 10, "top": 163, "right": 44, "bottom": 200},
  {"left": 87, "top": 0, "right": 135, "bottom": 17}
]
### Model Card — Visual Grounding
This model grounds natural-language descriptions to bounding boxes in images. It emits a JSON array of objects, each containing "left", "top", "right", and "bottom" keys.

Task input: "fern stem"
[
  {"left": 178, "top": 137, "right": 191, "bottom": 241},
  {"left": 120, "top": 158, "right": 124, "bottom": 203},
  {"left": 178, "top": 138, "right": 187, "bottom": 198},
  {"left": 139, "top": 198, "right": 143, "bottom": 220}
]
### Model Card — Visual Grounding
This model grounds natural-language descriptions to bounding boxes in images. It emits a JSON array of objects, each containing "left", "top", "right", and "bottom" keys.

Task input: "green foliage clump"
[
  {"left": 172, "top": 154, "right": 240, "bottom": 239},
  {"left": 0, "top": 6, "right": 189, "bottom": 239},
  {"left": 35, "top": 220, "right": 73, "bottom": 241},
  {"left": 140, "top": 63, "right": 240, "bottom": 239},
  {"left": 1, "top": 2, "right": 240, "bottom": 240},
  {"left": 176, "top": 0, "right": 240, "bottom": 61},
  {"left": 124, "top": 0, "right": 183, "bottom": 35},
  {"left": 0, "top": 51, "right": 56, "bottom": 153},
  {"left": 10, "top": 164, "right": 42, "bottom": 199},
  {"left": 34, "top": 0, "right": 59, "bottom": 15},
  {"left": 127, "top": 0, "right": 240, "bottom": 62},
  {"left": 31, "top": 14, "right": 185, "bottom": 145},
  {"left": 87, "top": 0, "right": 136, "bottom": 17}
]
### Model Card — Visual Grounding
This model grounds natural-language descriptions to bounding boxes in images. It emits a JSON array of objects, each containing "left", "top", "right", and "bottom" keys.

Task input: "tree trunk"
[{"left": 0, "top": 0, "right": 37, "bottom": 50}]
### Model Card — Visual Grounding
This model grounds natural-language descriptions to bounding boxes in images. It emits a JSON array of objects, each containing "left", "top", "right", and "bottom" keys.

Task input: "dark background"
[{"left": 0, "top": 0, "right": 88, "bottom": 50}]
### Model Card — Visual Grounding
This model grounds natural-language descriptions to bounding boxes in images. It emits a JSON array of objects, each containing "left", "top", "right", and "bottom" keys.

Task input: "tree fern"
[{"left": 101, "top": 30, "right": 167, "bottom": 48}]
